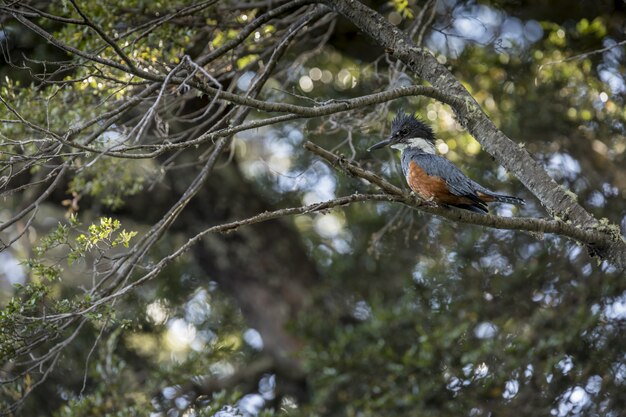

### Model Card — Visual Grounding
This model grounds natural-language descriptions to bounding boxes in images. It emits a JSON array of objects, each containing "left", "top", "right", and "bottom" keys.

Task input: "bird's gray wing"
[{"left": 409, "top": 153, "right": 483, "bottom": 197}]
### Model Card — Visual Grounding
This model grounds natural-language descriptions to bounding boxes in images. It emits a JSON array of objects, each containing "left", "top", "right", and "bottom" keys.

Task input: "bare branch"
[
  {"left": 320, "top": 0, "right": 626, "bottom": 269},
  {"left": 67, "top": 0, "right": 138, "bottom": 72},
  {"left": 47, "top": 85, "right": 461, "bottom": 159},
  {"left": 196, "top": 0, "right": 315, "bottom": 66},
  {"left": 0, "top": 163, "right": 68, "bottom": 234},
  {"left": 303, "top": 141, "right": 622, "bottom": 253}
]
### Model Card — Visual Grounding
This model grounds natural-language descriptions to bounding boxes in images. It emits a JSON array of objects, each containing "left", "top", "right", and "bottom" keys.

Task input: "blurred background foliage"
[{"left": 0, "top": 0, "right": 625, "bottom": 416}]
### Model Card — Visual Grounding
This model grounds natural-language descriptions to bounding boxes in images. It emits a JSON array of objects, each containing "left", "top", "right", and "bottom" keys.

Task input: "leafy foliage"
[{"left": 0, "top": 1, "right": 625, "bottom": 417}]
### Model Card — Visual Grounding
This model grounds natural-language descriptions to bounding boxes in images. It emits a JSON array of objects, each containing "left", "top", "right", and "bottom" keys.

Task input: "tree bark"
[{"left": 320, "top": 0, "right": 626, "bottom": 269}]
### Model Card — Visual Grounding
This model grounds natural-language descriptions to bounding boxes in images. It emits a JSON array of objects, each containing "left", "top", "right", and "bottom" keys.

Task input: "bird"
[{"left": 368, "top": 112, "right": 525, "bottom": 214}]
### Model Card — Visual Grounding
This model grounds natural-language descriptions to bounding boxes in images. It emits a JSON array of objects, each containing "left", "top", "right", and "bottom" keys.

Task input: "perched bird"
[{"left": 368, "top": 112, "right": 524, "bottom": 214}]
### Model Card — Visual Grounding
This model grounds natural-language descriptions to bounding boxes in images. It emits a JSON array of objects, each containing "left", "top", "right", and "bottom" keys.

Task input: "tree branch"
[
  {"left": 303, "top": 141, "right": 624, "bottom": 259},
  {"left": 319, "top": 0, "right": 626, "bottom": 269},
  {"left": 49, "top": 85, "right": 462, "bottom": 159},
  {"left": 68, "top": 0, "right": 138, "bottom": 73}
]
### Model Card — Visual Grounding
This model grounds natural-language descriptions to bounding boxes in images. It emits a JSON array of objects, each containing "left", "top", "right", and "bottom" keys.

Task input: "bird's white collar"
[{"left": 390, "top": 137, "right": 436, "bottom": 154}]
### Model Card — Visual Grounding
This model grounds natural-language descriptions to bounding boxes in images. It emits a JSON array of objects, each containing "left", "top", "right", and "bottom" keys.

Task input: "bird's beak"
[{"left": 367, "top": 137, "right": 392, "bottom": 152}]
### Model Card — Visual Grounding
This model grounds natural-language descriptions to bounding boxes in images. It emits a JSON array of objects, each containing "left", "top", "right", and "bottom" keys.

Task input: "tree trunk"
[{"left": 321, "top": 0, "right": 626, "bottom": 269}]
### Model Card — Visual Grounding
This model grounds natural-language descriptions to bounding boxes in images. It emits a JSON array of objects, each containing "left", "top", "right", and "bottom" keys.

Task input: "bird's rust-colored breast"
[{"left": 406, "top": 161, "right": 475, "bottom": 205}]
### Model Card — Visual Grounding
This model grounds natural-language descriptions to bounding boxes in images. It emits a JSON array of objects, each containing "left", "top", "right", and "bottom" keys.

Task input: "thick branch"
[
  {"left": 303, "top": 141, "right": 624, "bottom": 257},
  {"left": 319, "top": 0, "right": 626, "bottom": 269}
]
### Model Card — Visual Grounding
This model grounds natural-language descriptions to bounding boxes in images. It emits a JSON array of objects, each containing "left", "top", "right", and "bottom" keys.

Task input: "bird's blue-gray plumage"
[
  {"left": 369, "top": 111, "right": 525, "bottom": 214},
  {"left": 401, "top": 150, "right": 486, "bottom": 210},
  {"left": 400, "top": 148, "right": 525, "bottom": 213}
]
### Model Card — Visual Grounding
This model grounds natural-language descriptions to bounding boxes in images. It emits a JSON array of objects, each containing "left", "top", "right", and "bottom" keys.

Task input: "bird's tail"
[
  {"left": 493, "top": 194, "right": 525, "bottom": 205},
  {"left": 480, "top": 192, "right": 525, "bottom": 206}
]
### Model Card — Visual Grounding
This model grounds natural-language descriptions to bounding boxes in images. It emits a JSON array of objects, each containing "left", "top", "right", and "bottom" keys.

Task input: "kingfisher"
[{"left": 368, "top": 112, "right": 524, "bottom": 214}]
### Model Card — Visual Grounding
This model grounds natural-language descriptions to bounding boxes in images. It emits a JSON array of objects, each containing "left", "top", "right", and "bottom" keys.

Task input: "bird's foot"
[{"left": 409, "top": 191, "right": 437, "bottom": 207}]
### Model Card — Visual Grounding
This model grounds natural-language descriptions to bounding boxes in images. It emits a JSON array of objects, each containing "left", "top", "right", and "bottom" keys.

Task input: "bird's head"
[{"left": 368, "top": 112, "right": 435, "bottom": 154}]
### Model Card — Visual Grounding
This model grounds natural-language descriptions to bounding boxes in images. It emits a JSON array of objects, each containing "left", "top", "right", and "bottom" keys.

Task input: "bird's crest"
[{"left": 391, "top": 111, "right": 433, "bottom": 139}]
